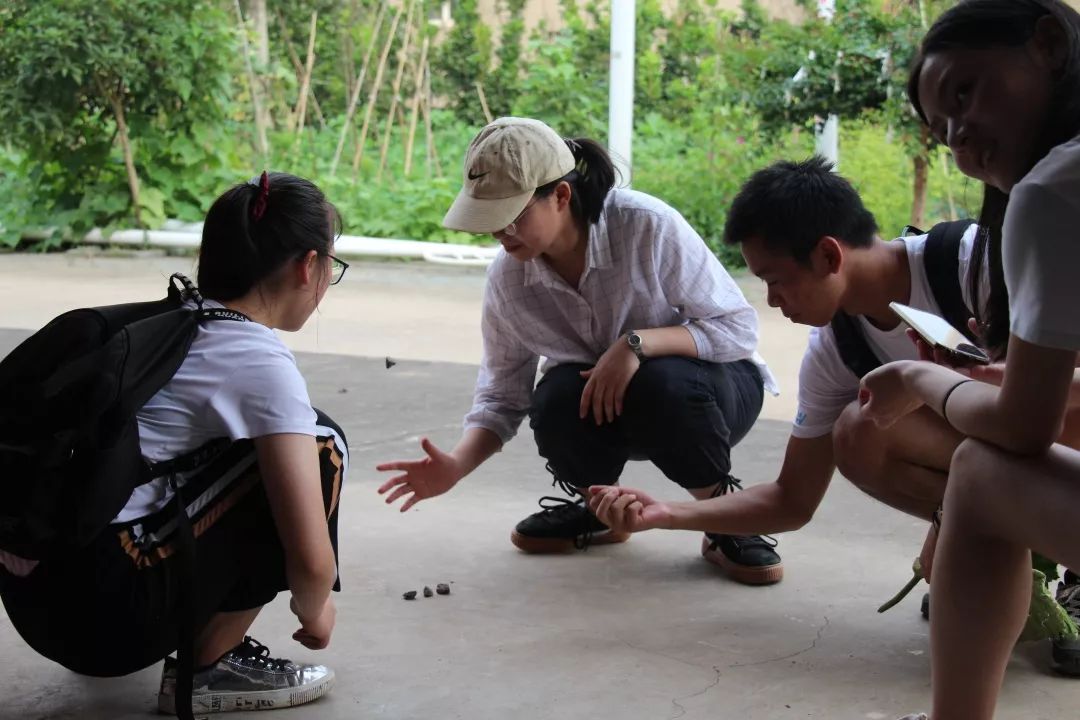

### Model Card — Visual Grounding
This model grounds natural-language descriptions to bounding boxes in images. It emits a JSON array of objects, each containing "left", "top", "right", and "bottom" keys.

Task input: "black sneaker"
[
  {"left": 157, "top": 636, "right": 334, "bottom": 715},
  {"left": 1052, "top": 570, "right": 1080, "bottom": 677},
  {"left": 511, "top": 496, "right": 631, "bottom": 553},
  {"left": 698, "top": 475, "right": 783, "bottom": 585},
  {"left": 701, "top": 532, "right": 784, "bottom": 585}
]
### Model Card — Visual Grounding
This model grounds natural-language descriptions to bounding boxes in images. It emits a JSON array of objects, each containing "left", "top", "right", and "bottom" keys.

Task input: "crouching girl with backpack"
[{"left": 0, "top": 172, "right": 349, "bottom": 716}]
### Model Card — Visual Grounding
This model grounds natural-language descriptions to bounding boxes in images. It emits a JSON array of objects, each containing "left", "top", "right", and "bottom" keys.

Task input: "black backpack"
[
  {"left": 0, "top": 273, "right": 245, "bottom": 720},
  {"left": 831, "top": 219, "right": 979, "bottom": 378},
  {"left": 0, "top": 273, "right": 245, "bottom": 561}
]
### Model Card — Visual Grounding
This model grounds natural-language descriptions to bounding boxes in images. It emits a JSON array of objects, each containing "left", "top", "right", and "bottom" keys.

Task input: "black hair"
[
  {"left": 722, "top": 156, "right": 879, "bottom": 264},
  {"left": 198, "top": 172, "right": 343, "bottom": 301},
  {"left": 907, "top": 0, "right": 1080, "bottom": 358},
  {"left": 533, "top": 138, "right": 618, "bottom": 225}
]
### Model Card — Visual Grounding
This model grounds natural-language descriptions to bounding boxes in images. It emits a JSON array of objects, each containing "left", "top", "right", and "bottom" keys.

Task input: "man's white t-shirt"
[
  {"left": 113, "top": 301, "right": 317, "bottom": 523},
  {"left": 792, "top": 226, "right": 982, "bottom": 439},
  {"left": 1004, "top": 136, "right": 1080, "bottom": 352}
]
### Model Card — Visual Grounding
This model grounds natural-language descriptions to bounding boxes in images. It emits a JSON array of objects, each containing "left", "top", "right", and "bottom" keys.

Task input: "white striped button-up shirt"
[{"left": 465, "top": 188, "right": 778, "bottom": 443}]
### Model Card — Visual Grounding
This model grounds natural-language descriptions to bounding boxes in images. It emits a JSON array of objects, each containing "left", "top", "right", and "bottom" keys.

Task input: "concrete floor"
[{"left": 0, "top": 253, "right": 1077, "bottom": 720}]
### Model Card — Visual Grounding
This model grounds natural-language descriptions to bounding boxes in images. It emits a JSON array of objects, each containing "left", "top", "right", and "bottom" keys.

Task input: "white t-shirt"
[
  {"left": 792, "top": 226, "right": 982, "bottom": 439},
  {"left": 113, "top": 301, "right": 317, "bottom": 523},
  {"left": 1004, "top": 136, "right": 1080, "bottom": 352}
]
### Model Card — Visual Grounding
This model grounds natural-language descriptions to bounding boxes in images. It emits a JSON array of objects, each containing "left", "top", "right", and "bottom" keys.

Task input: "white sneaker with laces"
[{"left": 157, "top": 636, "right": 334, "bottom": 715}]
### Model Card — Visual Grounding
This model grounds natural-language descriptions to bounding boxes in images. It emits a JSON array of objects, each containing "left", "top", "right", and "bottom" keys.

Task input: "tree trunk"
[
  {"left": 250, "top": 0, "right": 274, "bottom": 135},
  {"left": 911, "top": 126, "right": 930, "bottom": 228},
  {"left": 101, "top": 78, "right": 142, "bottom": 228},
  {"left": 294, "top": 12, "right": 319, "bottom": 136},
  {"left": 235, "top": 0, "right": 270, "bottom": 160}
]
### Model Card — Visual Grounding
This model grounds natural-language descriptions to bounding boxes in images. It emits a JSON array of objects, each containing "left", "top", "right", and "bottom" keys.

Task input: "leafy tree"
[
  {"left": 485, "top": 0, "right": 529, "bottom": 116},
  {"left": 721, "top": 0, "right": 952, "bottom": 226},
  {"left": 0, "top": 0, "right": 235, "bottom": 241},
  {"left": 431, "top": 0, "right": 493, "bottom": 123}
]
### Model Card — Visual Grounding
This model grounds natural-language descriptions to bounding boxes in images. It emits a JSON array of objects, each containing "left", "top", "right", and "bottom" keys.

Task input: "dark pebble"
[
  {"left": 423, "top": 586, "right": 434, "bottom": 597},
  {"left": 435, "top": 583, "right": 450, "bottom": 595},
  {"left": 402, "top": 590, "right": 417, "bottom": 600}
]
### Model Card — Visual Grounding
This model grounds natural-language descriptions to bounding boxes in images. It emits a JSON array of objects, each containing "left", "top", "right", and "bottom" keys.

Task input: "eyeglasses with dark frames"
[
  {"left": 501, "top": 200, "right": 538, "bottom": 237},
  {"left": 328, "top": 254, "right": 349, "bottom": 285}
]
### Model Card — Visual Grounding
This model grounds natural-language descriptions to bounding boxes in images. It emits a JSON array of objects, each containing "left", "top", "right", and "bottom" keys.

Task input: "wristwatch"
[{"left": 626, "top": 331, "right": 647, "bottom": 361}]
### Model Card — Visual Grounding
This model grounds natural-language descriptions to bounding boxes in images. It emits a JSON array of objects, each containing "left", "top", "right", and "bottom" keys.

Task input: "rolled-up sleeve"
[
  {"left": 462, "top": 281, "right": 540, "bottom": 444},
  {"left": 655, "top": 211, "right": 760, "bottom": 363}
]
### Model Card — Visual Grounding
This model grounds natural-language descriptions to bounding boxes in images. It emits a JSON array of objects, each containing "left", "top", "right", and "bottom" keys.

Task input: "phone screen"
[{"left": 889, "top": 302, "right": 990, "bottom": 365}]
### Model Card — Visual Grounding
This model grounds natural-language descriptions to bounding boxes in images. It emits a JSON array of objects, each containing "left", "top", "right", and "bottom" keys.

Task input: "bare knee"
[
  {"left": 832, "top": 401, "right": 888, "bottom": 492},
  {"left": 943, "top": 438, "right": 1001, "bottom": 522}
]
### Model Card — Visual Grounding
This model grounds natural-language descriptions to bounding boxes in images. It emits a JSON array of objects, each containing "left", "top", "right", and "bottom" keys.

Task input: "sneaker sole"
[
  {"left": 700, "top": 537, "right": 784, "bottom": 586},
  {"left": 158, "top": 670, "right": 335, "bottom": 715},
  {"left": 1052, "top": 642, "right": 1080, "bottom": 677},
  {"left": 510, "top": 529, "right": 631, "bottom": 553}
]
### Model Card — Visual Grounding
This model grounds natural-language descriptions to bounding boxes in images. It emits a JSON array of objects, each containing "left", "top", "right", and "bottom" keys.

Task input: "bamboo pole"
[
  {"left": 404, "top": 36, "right": 429, "bottom": 177},
  {"left": 293, "top": 12, "right": 319, "bottom": 136},
  {"left": 376, "top": 0, "right": 417, "bottom": 181},
  {"left": 234, "top": 0, "right": 270, "bottom": 161},
  {"left": 474, "top": 81, "right": 493, "bottom": 124},
  {"left": 422, "top": 58, "right": 442, "bottom": 178},
  {"left": 278, "top": 10, "right": 327, "bottom": 130},
  {"left": 351, "top": 2, "right": 405, "bottom": 175},
  {"left": 329, "top": 1, "right": 388, "bottom": 177}
]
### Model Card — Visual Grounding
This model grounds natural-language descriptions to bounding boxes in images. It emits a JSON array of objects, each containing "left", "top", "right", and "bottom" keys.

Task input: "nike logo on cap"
[{"left": 467, "top": 169, "right": 489, "bottom": 180}]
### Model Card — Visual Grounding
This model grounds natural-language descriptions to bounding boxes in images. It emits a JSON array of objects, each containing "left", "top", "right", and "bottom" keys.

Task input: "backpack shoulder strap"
[
  {"left": 829, "top": 311, "right": 883, "bottom": 379},
  {"left": 923, "top": 219, "right": 978, "bottom": 343}
]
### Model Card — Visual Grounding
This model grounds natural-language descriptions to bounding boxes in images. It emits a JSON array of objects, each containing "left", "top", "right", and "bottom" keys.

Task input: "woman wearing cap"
[{"left": 376, "top": 117, "right": 781, "bottom": 584}]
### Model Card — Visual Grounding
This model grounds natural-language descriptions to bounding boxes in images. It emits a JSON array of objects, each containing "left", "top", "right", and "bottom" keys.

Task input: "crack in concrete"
[
  {"left": 727, "top": 615, "right": 830, "bottom": 668},
  {"left": 668, "top": 665, "right": 721, "bottom": 720}
]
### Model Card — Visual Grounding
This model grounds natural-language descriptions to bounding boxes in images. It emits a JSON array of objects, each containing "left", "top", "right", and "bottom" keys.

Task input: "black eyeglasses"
[{"left": 328, "top": 254, "right": 349, "bottom": 285}]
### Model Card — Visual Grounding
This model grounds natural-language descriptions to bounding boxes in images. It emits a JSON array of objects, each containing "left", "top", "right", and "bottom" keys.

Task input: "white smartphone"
[{"left": 889, "top": 302, "right": 991, "bottom": 365}]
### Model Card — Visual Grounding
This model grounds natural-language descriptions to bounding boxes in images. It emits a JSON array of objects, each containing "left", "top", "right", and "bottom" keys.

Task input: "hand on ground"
[{"left": 293, "top": 597, "right": 336, "bottom": 650}]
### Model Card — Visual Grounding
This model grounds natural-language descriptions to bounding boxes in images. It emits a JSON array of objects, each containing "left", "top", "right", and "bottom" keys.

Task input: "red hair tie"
[{"left": 251, "top": 171, "right": 271, "bottom": 221}]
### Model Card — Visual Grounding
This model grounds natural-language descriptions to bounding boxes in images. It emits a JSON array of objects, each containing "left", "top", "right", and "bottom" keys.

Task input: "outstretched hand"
[
  {"left": 587, "top": 485, "right": 672, "bottom": 533},
  {"left": 376, "top": 438, "right": 462, "bottom": 512}
]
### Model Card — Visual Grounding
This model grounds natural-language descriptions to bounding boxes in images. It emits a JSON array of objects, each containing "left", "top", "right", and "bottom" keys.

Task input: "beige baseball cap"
[{"left": 443, "top": 117, "right": 575, "bottom": 234}]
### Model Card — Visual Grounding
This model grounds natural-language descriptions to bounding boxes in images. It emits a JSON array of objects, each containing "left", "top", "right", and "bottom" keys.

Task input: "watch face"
[{"left": 628, "top": 333, "right": 642, "bottom": 347}]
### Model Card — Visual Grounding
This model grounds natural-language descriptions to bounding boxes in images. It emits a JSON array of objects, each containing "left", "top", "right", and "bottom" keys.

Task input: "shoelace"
[
  {"left": 228, "top": 636, "right": 292, "bottom": 672},
  {"left": 706, "top": 476, "right": 778, "bottom": 550},
  {"left": 538, "top": 464, "right": 595, "bottom": 550}
]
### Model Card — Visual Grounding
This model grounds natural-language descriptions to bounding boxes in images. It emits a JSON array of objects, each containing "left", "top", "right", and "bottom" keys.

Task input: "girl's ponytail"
[{"left": 534, "top": 137, "right": 618, "bottom": 226}]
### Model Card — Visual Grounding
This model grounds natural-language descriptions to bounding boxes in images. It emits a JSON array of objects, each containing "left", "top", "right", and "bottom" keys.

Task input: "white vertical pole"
[
  {"left": 815, "top": 0, "right": 839, "bottom": 167},
  {"left": 817, "top": 114, "right": 839, "bottom": 166},
  {"left": 608, "top": 0, "right": 636, "bottom": 185}
]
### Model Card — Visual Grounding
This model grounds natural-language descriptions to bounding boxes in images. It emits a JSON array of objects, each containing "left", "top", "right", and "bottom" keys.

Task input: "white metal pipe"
[
  {"left": 79, "top": 228, "right": 498, "bottom": 266},
  {"left": 608, "top": 0, "right": 636, "bottom": 185}
]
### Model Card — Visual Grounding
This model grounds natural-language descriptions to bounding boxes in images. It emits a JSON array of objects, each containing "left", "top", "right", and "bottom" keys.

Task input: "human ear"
[
  {"left": 1031, "top": 15, "right": 1069, "bottom": 75},
  {"left": 554, "top": 181, "right": 573, "bottom": 211},
  {"left": 814, "top": 236, "right": 844, "bottom": 275},
  {"left": 297, "top": 249, "right": 320, "bottom": 287}
]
